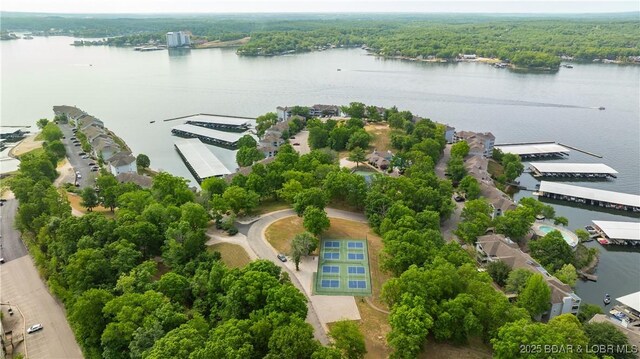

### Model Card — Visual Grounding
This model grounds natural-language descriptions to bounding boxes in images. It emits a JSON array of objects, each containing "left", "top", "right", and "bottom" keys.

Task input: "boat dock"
[
  {"left": 591, "top": 220, "right": 640, "bottom": 246},
  {"left": 577, "top": 271, "right": 598, "bottom": 281},
  {"left": 171, "top": 124, "right": 255, "bottom": 149},
  {"left": 494, "top": 142, "right": 570, "bottom": 159},
  {"left": 529, "top": 162, "right": 618, "bottom": 179},
  {"left": 183, "top": 114, "right": 253, "bottom": 132},
  {"left": 536, "top": 181, "right": 640, "bottom": 212},
  {"left": 174, "top": 138, "right": 231, "bottom": 183},
  {"left": 558, "top": 143, "right": 603, "bottom": 158}
]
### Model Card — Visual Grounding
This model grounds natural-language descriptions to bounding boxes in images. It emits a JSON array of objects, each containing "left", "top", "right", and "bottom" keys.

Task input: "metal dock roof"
[
  {"left": 616, "top": 291, "right": 640, "bottom": 313},
  {"left": 174, "top": 138, "right": 231, "bottom": 180},
  {"left": 172, "top": 124, "right": 247, "bottom": 144},
  {"left": 184, "top": 114, "right": 253, "bottom": 127},
  {"left": 529, "top": 162, "right": 618, "bottom": 174},
  {"left": 538, "top": 181, "right": 640, "bottom": 208},
  {"left": 592, "top": 221, "right": 640, "bottom": 241},
  {"left": 495, "top": 143, "right": 570, "bottom": 156}
]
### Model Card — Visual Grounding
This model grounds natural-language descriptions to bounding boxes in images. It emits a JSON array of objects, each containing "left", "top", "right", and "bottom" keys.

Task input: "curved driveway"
[{"left": 245, "top": 208, "right": 367, "bottom": 344}]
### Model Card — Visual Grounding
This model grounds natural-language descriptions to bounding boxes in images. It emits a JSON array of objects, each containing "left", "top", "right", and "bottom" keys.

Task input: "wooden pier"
[{"left": 558, "top": 143, "right": 603, "bottom": 158}]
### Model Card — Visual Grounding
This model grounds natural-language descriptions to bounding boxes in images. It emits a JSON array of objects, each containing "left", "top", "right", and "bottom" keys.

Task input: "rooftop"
[
  {"left": 174, "top": 138, "right": 231, "bottom": 180},
  {"left": 529, "top": 162, "right": 618, "bottom": 175},
  {"left": 183, "top": 113, "right": 253, "bottom": 127},
  {"left": 617, "top": 291, "right": 640, "bottom": 313},
  {"left": 538, "top": 181, "right": 640, "bottom": 208},
  {"left": 495, "top": 142, "right": 570, "bottom": 156},
  {"left": 172, "top": 124, "right": 249, "bottom": 144},
  {"left": 592, "top": 221, "right": 640, "bottom": 241}
]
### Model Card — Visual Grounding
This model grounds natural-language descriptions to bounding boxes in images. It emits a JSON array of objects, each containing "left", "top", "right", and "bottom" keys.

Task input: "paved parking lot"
[
  {"left": 59, "top": 123, "right": 98, "bottom": 188},
  {"left": 1, "top": 256, "right": 83, "bottom": 358}
]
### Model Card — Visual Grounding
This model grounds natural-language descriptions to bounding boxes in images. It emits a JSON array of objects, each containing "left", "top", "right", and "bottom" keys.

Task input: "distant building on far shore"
[{"left": 166, "top": 31, "right": 191, "bottom": 48}]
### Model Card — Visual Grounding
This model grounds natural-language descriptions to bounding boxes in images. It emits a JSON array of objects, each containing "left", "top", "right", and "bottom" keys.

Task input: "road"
[
  {"left": 435, "top": 143, "right": 464, "bottom": 242},
  {"left": 244, "top": 208, "right": 367, "bottom": 345},
  {"left": 59, "top": 123, "right": 98, "bottom": 188},
  {"left": 0, "top": 199, "right": 28, "bottom": 262},
  {"left": 292, "top": 130, "right": 311, "bottom": 155},
  {"left": 0, "top": 197, "right": 83, "bottom": 358}
]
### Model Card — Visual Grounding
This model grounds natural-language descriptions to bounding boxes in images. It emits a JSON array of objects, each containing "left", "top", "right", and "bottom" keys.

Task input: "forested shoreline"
[{"left": 2, "top": 13, "right": 639, "bottom": 69}]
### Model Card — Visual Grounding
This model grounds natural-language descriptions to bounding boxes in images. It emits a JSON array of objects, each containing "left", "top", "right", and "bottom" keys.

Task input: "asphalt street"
[{"left": 0, "top": 199, "right": 28, "bottom": 262}]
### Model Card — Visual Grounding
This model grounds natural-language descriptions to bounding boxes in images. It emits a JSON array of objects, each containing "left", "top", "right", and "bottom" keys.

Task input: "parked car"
[
  {"left": 277, "top": 254, "right": 287, "bottom": 262},
  {"left": 290, "top": 136, "right": 296, "bottom": 139},
  {"left": 293, "top": 142, "right": 300, "bottom": 146},
  {"left": 74, "top": 143, "right": 81, "bottom": 147},
  {"left": 78, "top": 152, "right": 86, "bottom": 156},
  {"left": 0, "top": 258, "right": 5, "bottom": 264},
  {"left": 88, "top": 162, "right": 95, "bottom": 166},
  {"left": 27, "top": 324, "right": 43, "bottom": 334},
  {"left": 453, "top": 195, "right": 465, "bottom": 202},
  {"left": 91, "top": 167, "right": 99, "bottom": 172}
]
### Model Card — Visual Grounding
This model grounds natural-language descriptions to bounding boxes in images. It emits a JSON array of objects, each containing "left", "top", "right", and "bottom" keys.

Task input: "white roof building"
[
  {"left": 538, "top": 181, "right": 640, "bottom": 209},
  {"left": 529, "top": 162, "right": 618, "bottom": 175},
  {"left": 171, "top": 124, "right": 252, "bottom": 147},
  {"left": 495, "top": 142, "right": 570, "bottom": 157},
  {"left": 617, "top": 291, "right": 640, "bottom": 313},
  {"left": 174, "top": 138, "right": 231, "bottom": 182},
  {"left": 591, "top": 221, "right": 640, "bottom": 242}
]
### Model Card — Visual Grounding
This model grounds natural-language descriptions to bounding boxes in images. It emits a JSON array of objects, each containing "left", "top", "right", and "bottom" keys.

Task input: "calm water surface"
[{"left": 2, "top": 36, "right": 639, "bottom": 307}]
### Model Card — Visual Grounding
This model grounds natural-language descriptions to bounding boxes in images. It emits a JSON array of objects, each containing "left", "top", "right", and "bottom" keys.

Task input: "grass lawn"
[
  {"left": 67, "top": 193, "right": 114, "bottom": 217},
  {"left": 365, "top": 123, "right": 398, "bottom": 153},
  {"left": 208, "top": 242, "right": 252, "bottom": 268},
  {"left": 254, "top": 199, "right": 291, "bottom": 215},
  {"left": 355, "top": 300, "right": 392, "bottom": 359}
]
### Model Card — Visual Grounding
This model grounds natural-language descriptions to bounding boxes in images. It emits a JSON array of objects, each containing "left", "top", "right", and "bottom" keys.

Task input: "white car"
[{"left": 27, "top": 324, "right": 43, "bottom": 334}]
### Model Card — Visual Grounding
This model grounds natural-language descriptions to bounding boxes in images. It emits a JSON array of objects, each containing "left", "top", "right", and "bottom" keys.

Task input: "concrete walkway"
[{"left": 245, "top": 208, "right": 367, "bottom": 344}]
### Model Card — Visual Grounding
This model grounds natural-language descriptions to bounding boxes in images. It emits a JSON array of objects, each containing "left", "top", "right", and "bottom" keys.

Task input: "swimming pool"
[{"left": 536, "top": 224, "right": 579, "bottom": 247}]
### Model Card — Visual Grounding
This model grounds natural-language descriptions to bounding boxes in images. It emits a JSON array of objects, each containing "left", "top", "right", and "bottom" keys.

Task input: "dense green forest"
[
  {"left": 2, "top": 13, "right": 639, "bottom": 68},
  {"left": 10, "top": 109, "right": 634, "bottom": 358}
]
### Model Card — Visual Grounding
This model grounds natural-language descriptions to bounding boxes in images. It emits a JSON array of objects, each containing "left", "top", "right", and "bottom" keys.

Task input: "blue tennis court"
[
  {"left": 321, "top": 279, "right": 340, "bottom": 288},
  {"left": 322, "top": 265, "right": 340, "bottom": 273},
  {"left": 315, "top": 239, "right": 371, "bottom": 296},
  {"left": 348, "top": 280, "right": 367, "bottom": 289},
  {"left": 324, "top": 241, "right": 341, "bottom": 248}
]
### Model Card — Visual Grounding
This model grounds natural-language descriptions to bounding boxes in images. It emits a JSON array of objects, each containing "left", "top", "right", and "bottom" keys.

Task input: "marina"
[
  {"left": 171, "top": 123, "right": 255, "bottom": 148},
  {"left": 494, "top": 142, "right": 570, "bottom": 159},
  {"left": 183, "top": 113, "right": 254, "bottom": 132},
  {"left": 174, "top": 138, "right": 232, "bottom": 183},
  {"left": 591, "top": 220, "right": 640, "bottom": 246},
  {"left": 528, "top": 162, "right": 618, "bottom": 179},
  {"left": 536, "top": 181, "right": 640, "bottom": 212}
]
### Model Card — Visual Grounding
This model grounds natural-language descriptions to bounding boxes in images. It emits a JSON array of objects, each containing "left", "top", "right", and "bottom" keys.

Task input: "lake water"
[{"left": 2, "top": 36, "right": 639, "bottom": 307}]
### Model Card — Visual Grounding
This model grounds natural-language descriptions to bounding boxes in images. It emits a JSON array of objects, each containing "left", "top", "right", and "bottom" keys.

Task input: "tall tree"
[
  {"left": 450, "top": 140, "right": 470, "bottom": 158},
  {"left": 584, "top": 322, "right": 635, "bottom": 359},
  {"left": 237, "top": 146, "right": 265, "bottom": 167},
  {"left": 328, "top": 320, "right": 367, "bottom": 359},
  {"left": 554, "top": 263, "right": 577, "bottom": 287},
  {"left": 81, "top": 187, "right": 99, "bottom": 212},
  {"left": 517, "top": 273, "right": 551, "bottom": 318},
  {"left": 303, "top": 206, "right": 330, "bottom": 236},
  {"left": 529, "top": 230, "right": 574, "bottom": 273},
  {"left": 347, "top": 147, "right": 367, "bottom": 168},
  {"left": 293, "top": 187, "right": 328, "bottom": 216},
  {"left": 487, "top": 260, "right": 511, "bottom": 287},
  {"left": 291, "top": 232, "right": 318, "bottom": 271},
  {"left": 136, "top": 154, "right": 150, "bottom": 169},
  {"left": 505, "top": 268, "right": 533, "bottom": 294}
]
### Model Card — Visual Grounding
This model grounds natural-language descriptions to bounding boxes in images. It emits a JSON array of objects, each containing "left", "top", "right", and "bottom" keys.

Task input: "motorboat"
[
  {"left": 604, "top": 294, "right": 611, "bottom": 305},
  {"left": 598, "top": 107, "right": 605, "bottom": 110}
]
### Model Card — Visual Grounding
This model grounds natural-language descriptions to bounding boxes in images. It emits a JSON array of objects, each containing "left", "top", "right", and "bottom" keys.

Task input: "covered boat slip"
[
  {"left": 171, "top": 124, "right": 254, "bottom": 148},
  {"left": 591, "top": 220, "right": 640, "bottom": 245},
  {"left": 184, "top": 114, "right": 253, "bottom": 132},
  {"left": 495, "top": 142, "right": 570, "bottom": 159},
  {"left": 174, "top": 138, "right": 231, "bottom": 183},
  {"left": 529, "top": 162, "right": 618, "bottom": 179},
  {"left": 537, "top": 181, "right": 640, "bottom": 212}
]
